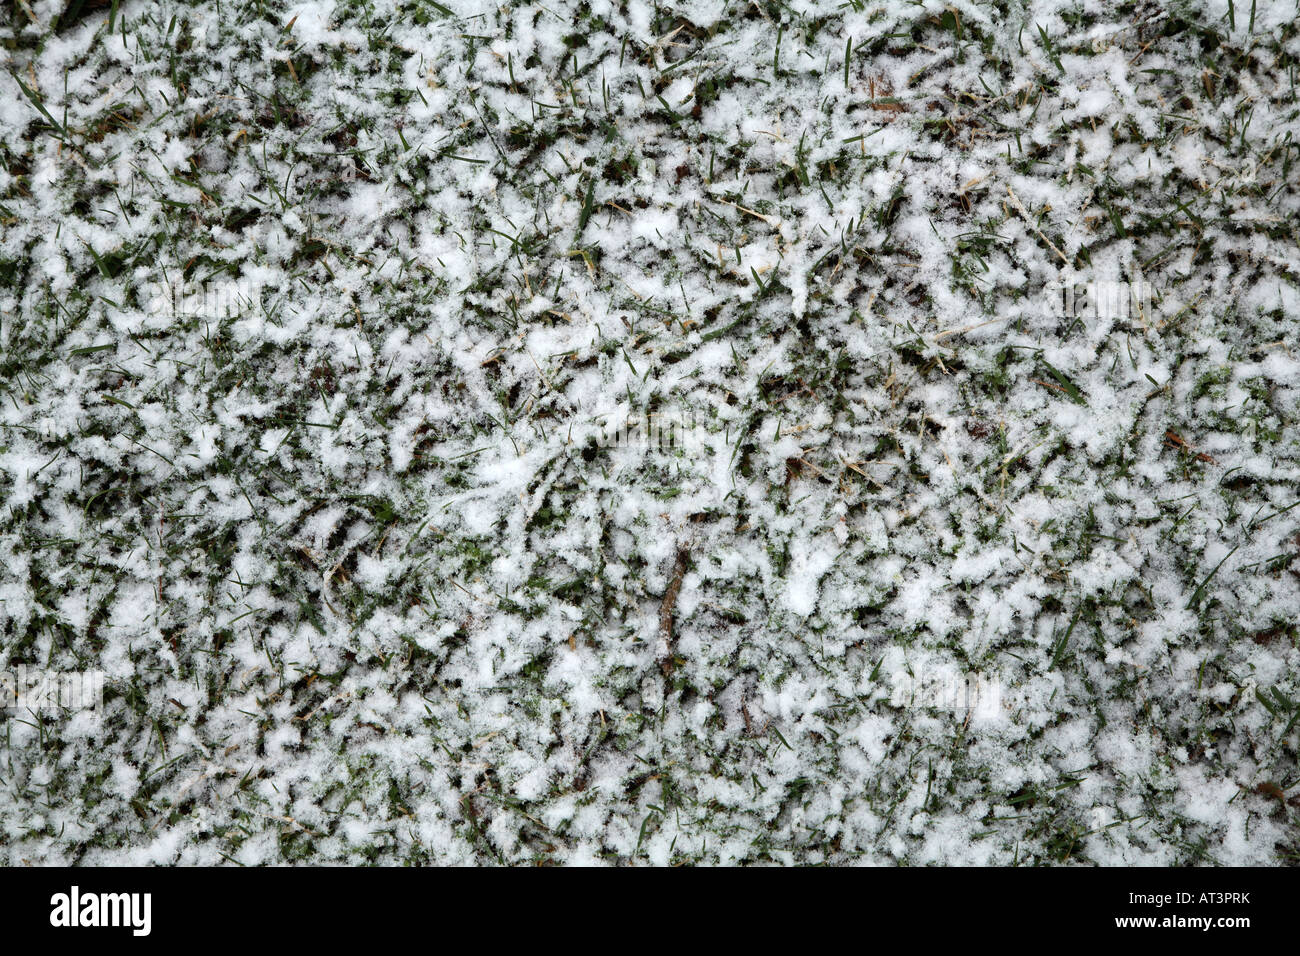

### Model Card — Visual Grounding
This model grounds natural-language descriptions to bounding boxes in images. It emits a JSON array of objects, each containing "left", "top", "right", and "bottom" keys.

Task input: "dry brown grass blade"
[{"left": 658, "top": 547, "right": 690, "bottom": 675}]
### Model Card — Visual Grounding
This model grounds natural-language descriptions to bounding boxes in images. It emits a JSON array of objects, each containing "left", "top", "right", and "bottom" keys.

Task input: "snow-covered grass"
[{"left": 1, "top": 0, "right": 1298, "bottom": 865}]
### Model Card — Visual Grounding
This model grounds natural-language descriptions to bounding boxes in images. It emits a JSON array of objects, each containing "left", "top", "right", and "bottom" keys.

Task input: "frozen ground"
[{"left": 1, "top": 0, "right": 1298, "bottom": 864}]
